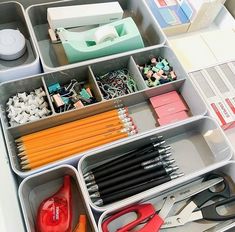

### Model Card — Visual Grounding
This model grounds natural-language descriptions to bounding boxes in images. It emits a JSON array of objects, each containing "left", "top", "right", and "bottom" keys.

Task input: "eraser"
[
  {"left": 155, "top": 100, "right": 188, "bottom": 118},
  {"left": 158, "top": 111, "right": 189, "bottom": 126},
  {"left": 150, "top": 91, "right": 181, "bottom": 108}
]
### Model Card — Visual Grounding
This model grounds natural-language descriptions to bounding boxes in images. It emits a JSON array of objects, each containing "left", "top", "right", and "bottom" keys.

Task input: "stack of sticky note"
[
  {"left": 178, "top": 0, "right": 226, "bottom": 32},
  {"left": 146, "top": 0, "right": 225, "bottom": 35},
  {"left": 170, "top": 28, "right": 235, "bottom": 71},
  {"left": 150, "top": 91, "right": 189, "bottom": 126},
  {"left": 146, "top": 0, "right": 190, "bottom": 35}
]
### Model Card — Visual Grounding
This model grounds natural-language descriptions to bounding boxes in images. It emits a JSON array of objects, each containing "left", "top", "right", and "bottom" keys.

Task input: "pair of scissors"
[
  {"left": 101, "top": 175, "right": 224, "bottom": 232},
  {"left": 162, "top": 173, "right": 234, "bottom": 228}
]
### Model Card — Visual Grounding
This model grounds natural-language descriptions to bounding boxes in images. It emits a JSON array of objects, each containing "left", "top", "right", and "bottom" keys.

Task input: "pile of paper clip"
[{"left": 96, "top": 69, "right": 138, "bottom": 100}]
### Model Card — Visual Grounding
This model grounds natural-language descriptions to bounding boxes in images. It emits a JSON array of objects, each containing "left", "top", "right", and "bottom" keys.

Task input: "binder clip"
[{"left": 49, "top": 17, "right": 144, "bottom": 63}]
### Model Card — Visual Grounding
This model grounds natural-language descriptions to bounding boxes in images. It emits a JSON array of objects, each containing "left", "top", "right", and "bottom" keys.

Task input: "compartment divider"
[
  {"left": 88, "top": 66, "right": 104, "bottom": 102},
  {"left": 129, "top": 56, "right": 147, "bottom": 90},
  {"left": 41, "top": 75, "right": 56, "bottom": 115}
]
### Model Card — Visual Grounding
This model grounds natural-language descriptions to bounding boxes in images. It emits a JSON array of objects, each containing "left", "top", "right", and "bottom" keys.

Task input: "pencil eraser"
[
  {"left": 149, "top": 91, "right": 181, "bottom": 108},
  {"left": 155, "top": 100, "right": 188, "bottom": 118},
  {"left": 158, "top": 111, "right": 189, "bottom": 126}
]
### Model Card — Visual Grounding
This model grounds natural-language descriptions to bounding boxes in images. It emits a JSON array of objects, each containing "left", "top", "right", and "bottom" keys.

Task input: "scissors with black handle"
[{"left": 162, "top": 172, "right": 233, "bottom": 228}]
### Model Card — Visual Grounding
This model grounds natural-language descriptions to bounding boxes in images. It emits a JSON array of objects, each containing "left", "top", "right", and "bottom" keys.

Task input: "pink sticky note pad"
[
  {"left": 155, "top": 100, "right": 188, "bottom": 118},
  {"left": 150, "top": 91, "right": 181, "bottom": 108},
  {"left": 158, "top": 111, "right": 189, "bottom": 126}
]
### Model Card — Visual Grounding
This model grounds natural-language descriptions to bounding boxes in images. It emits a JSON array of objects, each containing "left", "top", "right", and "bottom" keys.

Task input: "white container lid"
[{"left": 0, "top": 29, "right": 26, "bottom": 61}]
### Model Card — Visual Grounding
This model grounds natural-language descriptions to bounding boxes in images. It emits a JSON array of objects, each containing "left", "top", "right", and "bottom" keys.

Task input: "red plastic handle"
[
  {"left": 102, "top": 203, "right": 163, "bottom": 232},
  {"left": 135, "top": 213, "right": 164, "bottom": 232}
]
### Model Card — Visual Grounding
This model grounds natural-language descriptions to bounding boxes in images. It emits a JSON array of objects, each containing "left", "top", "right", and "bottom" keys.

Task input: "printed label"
[
  {"left": 211, "top": 103, "right": 226, "bottom": 125},
  {"left": 225, "top": 98, "right": 235, "bottom": 114}
]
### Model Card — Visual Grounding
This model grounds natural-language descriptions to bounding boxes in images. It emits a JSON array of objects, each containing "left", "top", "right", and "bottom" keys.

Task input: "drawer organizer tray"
[
  {"left": 0, "top": 1, "right": 41, "bottom": 82},
  {"left": 0, "top": 46, "right": 207, "bottom": 178},
  {"left": 25, "top": 0, "right": 166, "bottom": 72},
  {"left": 97, "top": 161, "right": 235, "bottom": 232},
  {"left": 19, "top": 164, "right": 98, "bottom": 232},
  {"left": 78, "top": 117, "right": 233, "bottom": 212}
]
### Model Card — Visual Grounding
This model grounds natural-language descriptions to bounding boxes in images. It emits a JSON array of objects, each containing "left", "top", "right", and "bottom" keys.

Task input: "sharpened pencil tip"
[
  {"left": 20, "top": 160, "right": 29, "bottom": 165},
  {"left": 20, "top": 156, "right": 27, "bottom": 161},
  {"left": 18, "top": 152, "right": 26, "bottom": 157},
  {"left": 15, "top": 138, "right": 22, "bottom": 143},
  {"left": 21, "top": 165, "right": 30, "bottom": 170}
]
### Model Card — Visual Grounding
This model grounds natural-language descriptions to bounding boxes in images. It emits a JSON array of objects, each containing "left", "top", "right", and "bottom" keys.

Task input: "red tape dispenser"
[{"left": 36, "top": 175, "right": 72, "bottom": 232}]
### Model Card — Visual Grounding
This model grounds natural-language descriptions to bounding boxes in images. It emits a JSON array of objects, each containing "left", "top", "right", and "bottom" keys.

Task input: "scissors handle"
[
  {"left": 201, "top": 195, "right": 235, "bottom": 221},
  {"left": 102, "top": 203, "right": 163, "bottom": 232},
  {"left": 193, "top": 173, "right": 231, "bottom": 208}
]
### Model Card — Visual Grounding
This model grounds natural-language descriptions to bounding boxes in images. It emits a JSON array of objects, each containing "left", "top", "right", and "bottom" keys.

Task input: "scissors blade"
[
  {"left": 161, "top": 177, "right": 223, "bottom": 228},
  {"left": 172, "top": 177, "right": 223, "bottom": 203}
]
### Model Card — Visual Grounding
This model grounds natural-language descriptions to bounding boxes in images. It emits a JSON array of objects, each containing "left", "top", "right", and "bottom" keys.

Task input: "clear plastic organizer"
[
  {"left": 0, "top": 46, "right": 208, "bottom": 178},
  {"left": 143, "top": 1, "right": 235, "bottom": 72},
  {"left": 18, "top": 164, "right": 98, "bottom": 232},
  {"left": 97, "top": 161, "right": 235, "bottom": 232},
  {"left": 25, "top": 0, "right": 166, "bottom": 72},
  {"left": 189, "top": 60, "right": 235, "bottom": 154},
  {"left": 78, "top": 116, "right": 233, "bottom": 212},
  {"left": 0, "top": 1, "right": 41, "bottom": 82}
]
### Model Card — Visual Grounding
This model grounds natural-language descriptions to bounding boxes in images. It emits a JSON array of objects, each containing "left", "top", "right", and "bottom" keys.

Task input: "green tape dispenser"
[{"left": 54, "top": 17, "right": 144, "bottom": 63}]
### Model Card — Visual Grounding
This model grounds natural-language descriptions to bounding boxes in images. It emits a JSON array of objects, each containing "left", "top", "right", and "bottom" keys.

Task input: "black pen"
[
  {"left": 83, "top": 137, "right": 165, "bottom": 178},
  {"left": 89, "top": 164, "right": 178, "bottom": 196},
  {"left": 88, "top": 162, "right": 177, "bottom": 192},
  {"left": 85, "top": 152, "right": 172, "bottom": 186},
  {"left": 93, "top": 172, "right": 184, "bottom": 206},
  {"left": 84, "top": 146, "right": 171, "bottom": 182}
]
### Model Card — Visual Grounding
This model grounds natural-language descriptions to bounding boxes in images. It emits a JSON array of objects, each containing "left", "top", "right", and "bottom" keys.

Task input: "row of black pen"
[{"left": 83, "top": 135, "right": 184, "bottom": 206}]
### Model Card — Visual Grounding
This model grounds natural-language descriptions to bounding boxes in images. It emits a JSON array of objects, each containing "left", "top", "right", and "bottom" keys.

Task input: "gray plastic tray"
[
  {"left": 0, "top": 46, "right": 207, "bottom": 178},
  {"left": 0, "top": 1, "right": 41, "bottom": 82},
  {"left": 18, "top": 164, "right": 98, "bottom": 232},
  {"left": 78, "top": 117, "right": 233, "bottom": 212},
  {"left": 25, "top": 0, "right": 166, "bottom": 72}
]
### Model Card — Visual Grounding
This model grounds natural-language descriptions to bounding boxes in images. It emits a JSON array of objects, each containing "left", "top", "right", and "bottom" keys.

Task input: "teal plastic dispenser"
[{"left": 56, "top": 17, "right": 144, "bottom": 63}]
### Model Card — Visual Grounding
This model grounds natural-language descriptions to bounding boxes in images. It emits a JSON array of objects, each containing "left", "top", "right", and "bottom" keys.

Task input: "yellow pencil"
[
  {"left": 21, "top": 130, "right": 137, "bottom": 170},
  {"left": 19, "top": 122, "right": 134, "bottom": 155},
  {"left": 20, "top": 128, "right": 133, "bottom": 162},
  {"left": 17, "top": 118, "right": 131, "bottom": 147},
  {"left": 16, "top": 108, "right": 128, "bottom": 143}
]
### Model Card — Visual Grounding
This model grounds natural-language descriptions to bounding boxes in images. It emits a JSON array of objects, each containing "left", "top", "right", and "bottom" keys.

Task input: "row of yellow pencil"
[{"left": 16, "top": 108, "right": 138, "bottom": 170}]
